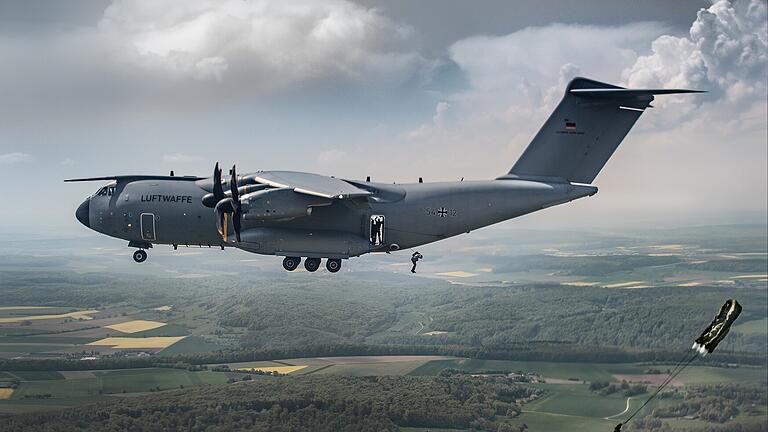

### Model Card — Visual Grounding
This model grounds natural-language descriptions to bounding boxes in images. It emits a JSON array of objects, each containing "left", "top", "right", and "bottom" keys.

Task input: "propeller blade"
[
  {"left": 230, "top": 165, "right": 242, "bottom": 242},
  {"left": 202, "top": 162, "right": 226, "bottom": 208},
  {"left": 233, "top": 209, "right": 242, "bottom": 242},
  {"left": 213, "top": 162, "right": 223, "bottom": 200},
  {"left": 230, "top": 165, "right": 239, "bottom": 203}
]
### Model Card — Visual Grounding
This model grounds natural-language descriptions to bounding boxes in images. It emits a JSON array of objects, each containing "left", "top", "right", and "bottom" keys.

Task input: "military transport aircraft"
[{"left": 67, "top": 77, "right": 702, "bottom": 273}]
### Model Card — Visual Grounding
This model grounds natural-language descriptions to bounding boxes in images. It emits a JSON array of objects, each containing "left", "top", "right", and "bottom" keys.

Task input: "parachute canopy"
[{"left": 692, "top": 299, "right": 742, "bottom": 355}]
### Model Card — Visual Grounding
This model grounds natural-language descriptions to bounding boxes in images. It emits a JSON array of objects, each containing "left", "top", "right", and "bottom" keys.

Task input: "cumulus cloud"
[
  {"left": 623, "top": 0, "right": 767, "bottom": 105},
  {"left": 0, "top": 152, "right": 31, "bottom": 165}
]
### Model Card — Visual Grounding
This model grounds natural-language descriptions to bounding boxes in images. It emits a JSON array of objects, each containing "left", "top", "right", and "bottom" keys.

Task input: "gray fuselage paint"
[{"left": 84, "top": 177, "right": 596, "bottom": 259}]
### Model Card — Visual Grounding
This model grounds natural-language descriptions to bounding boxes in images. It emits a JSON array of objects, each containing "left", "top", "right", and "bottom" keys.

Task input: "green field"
[
  {"left": 410, "top": 359, "right": 638, "bottom": 381},
  {"left": 0, "top": 336, "right": 95, "bottom": 344},
  {"left": 3, "top": 368, "right": 228, "bottom": 407},
  {"left": 733, "top": 318, "right": 768, "bottom": 336},
  {"left": 9, "top": 371, "right": 64, "bottom": 381},
  {"left": 132, "top": 323, "right": 190, "bottom": 337},
  {"left": 158, "top": 336, "right": 222, "bottom": 355},
  {"left": 407, "top": 358, "right": 767, "bottom": 386},
  {"left": 0, "top": 344, "right": 71, "bottom": 354}
]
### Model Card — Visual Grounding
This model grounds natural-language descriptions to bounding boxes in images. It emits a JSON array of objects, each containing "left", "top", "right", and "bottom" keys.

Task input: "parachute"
[
  {"left": 692, "top": 299, "right": 742, "bottom": 355},
  {"left": 613, "top": 299, "right": 742, "bottom": 431}
]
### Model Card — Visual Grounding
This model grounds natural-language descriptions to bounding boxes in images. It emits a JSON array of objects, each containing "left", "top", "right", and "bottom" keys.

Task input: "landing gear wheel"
[
  {"left": 283, "top": 256, "right": 301, "bottom": 271},
  {"left": 304, "top": 258, "right": 321, "bottom": 272},
  {"left": 326, "top": 259, "right": 342, "bottom": 273},
  {"left": 133, "top": 249, "right": 147, "bottom": 263}
]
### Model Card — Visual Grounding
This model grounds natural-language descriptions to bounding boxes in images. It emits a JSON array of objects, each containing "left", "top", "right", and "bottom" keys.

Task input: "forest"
[{"left": 3, "top": 374, "right": 539, "bottom": 432}]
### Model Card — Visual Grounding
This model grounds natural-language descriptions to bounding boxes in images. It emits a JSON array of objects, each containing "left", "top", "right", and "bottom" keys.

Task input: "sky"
[{"left": 0, "top": 0, "right": 766, "bottom": 235}]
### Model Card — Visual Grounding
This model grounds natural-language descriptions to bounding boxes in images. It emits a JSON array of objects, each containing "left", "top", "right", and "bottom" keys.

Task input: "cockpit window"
[{"left": 94, "top": 186, "right": 116, "bottom": 197}]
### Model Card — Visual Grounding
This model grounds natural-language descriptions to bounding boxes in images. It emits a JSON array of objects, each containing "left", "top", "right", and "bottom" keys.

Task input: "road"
[{"left": 604, "top": 397, "right": 634, "bottom": 420}]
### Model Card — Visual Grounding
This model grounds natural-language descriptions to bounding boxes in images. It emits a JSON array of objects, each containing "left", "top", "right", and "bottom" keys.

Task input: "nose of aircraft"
[{"left": 75, "top": 199, "right": 90, "bottom": 228}]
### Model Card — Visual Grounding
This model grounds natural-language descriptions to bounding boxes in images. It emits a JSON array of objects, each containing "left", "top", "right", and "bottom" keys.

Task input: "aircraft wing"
[{"left": 246, "top": 171, "right": 372, "bottom": 199}]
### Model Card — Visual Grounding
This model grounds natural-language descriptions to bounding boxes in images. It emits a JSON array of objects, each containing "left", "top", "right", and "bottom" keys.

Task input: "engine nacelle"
[{"left": 241, "top": 188, "right": 329, "bottom": 220}]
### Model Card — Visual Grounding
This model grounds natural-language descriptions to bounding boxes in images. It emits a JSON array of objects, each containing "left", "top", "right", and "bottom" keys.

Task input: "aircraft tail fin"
[{"left": 504, "top": 77, "right": 703, "bottom": 184}]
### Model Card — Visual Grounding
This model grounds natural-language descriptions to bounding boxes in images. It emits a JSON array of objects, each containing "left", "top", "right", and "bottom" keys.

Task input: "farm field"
[
  {"left": 407, "top": 358, "right": 767, "bottom": 386},
  {"left": 0, "top": 309, "right": 99, "bottom": 324},
  {"left": 732, "top": 317, "right": 768, "bottom": 336},
  {"left": 224, "top": 355, "right": 456, "bottom": 376},
  {"left": 0, "top": 356, "right": 761, "bottom": 429},
  {"left": 104, "top": 320, "right": 167, "bottom": 334},
  {"left": 0, "top": 302, "right": 214, "bottom": 358},
  {"left": 87, "top": 336, "right": 186, "bottom": 349},
  {"left": 234, "top": 365, "right": 308, "bottom": 374},
  {"left": 0, "top": 368, "right": 228, "bottom": 414}
]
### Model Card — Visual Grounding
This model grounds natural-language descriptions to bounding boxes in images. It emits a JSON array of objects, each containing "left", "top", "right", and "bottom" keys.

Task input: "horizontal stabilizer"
[{"left": 570, "top": 88, "right": 705, "bottom": 98}]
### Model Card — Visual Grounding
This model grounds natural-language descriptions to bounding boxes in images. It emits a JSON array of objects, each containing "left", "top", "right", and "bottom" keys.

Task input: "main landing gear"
[
  {"left": 326, "top": 258, "right": 341, "bottom": 273},
  {"left": 282, "top": 256, "right": 342, "bottom": 273},
  {"left": 282, "top": 256, "right": 300, "bottom": 271},
  {"left": 133, "top": 249, "right": 148, "bottom": 263},
  {"left": 304, "top": 258, "right": 321, "bottom": 272}
]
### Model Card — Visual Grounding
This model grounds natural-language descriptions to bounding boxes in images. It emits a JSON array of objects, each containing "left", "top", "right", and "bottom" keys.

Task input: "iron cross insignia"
[{"left": 437, "top": 207, "right": 448, "bottom": 217}]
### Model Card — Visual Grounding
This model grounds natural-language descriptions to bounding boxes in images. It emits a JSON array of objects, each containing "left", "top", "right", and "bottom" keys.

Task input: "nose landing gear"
[{"left": 133, "top": 249, "right": 148, "bottom": 263}]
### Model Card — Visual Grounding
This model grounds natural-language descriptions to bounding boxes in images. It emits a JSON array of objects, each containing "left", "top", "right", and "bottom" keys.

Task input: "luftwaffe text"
[{"left": 140, "top": 194, "right": 193, "bottom": 203}]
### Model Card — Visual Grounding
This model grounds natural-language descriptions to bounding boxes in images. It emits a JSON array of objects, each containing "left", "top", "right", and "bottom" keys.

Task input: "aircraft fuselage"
[{"left": 77, "top": 177, "right": 596, "bottom": 260}]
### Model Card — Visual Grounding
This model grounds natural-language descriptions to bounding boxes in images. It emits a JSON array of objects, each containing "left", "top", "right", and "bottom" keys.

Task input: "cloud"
[
  {"left": 623, "top": 0, "right": 767, "bottom": 105},
  {"left": 407, "top": 101, "right": 452, "bottom": 139},
  {"left": 163, "top": 153, "right": 204, "bottom": 163},
  {"left": 98, "top": 0, "right": 429, "bottom": 86},
  {"left": 0, "top": 0, "right": 433, "bottom": 122},
  {"left": 60, "top": 157, "right": 75, "bottom": 166},
  {"left": 0, "top": 152, "right": 31, "bottom": 164}
]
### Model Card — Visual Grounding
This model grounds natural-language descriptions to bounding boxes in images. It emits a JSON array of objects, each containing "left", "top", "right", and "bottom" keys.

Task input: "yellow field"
[
  {"left": 562, "top": 281, "right": 598, "bottom": 287},
  {"left": 235, "top": 365, "right": 307, "bottom": 374},
  {"left": 105, "top": 320, "right": 166, "bottom": 334},
  {"left": 0, "top": 389, "right": 14, "bottom": 399},
  {"left": 436, "top": 271, "right": 478, "bottom": 278},
  {"left": 0, "top": 306, "right": 55, "bottom": 311},
  {"left": 0, "top": 310, "right": 98, "bottom": 324},
  {"left": 603, "top": 281, "right": 645, "bottom": 288},
  {"left": 650, "top": 244, "right": 684, "bottom": 250},
  {"left": 87, "top": 336, "right": 185, "bottom": 349},
  {"left": 423, "top": 331, "right": 448, "bottom": 336}
]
